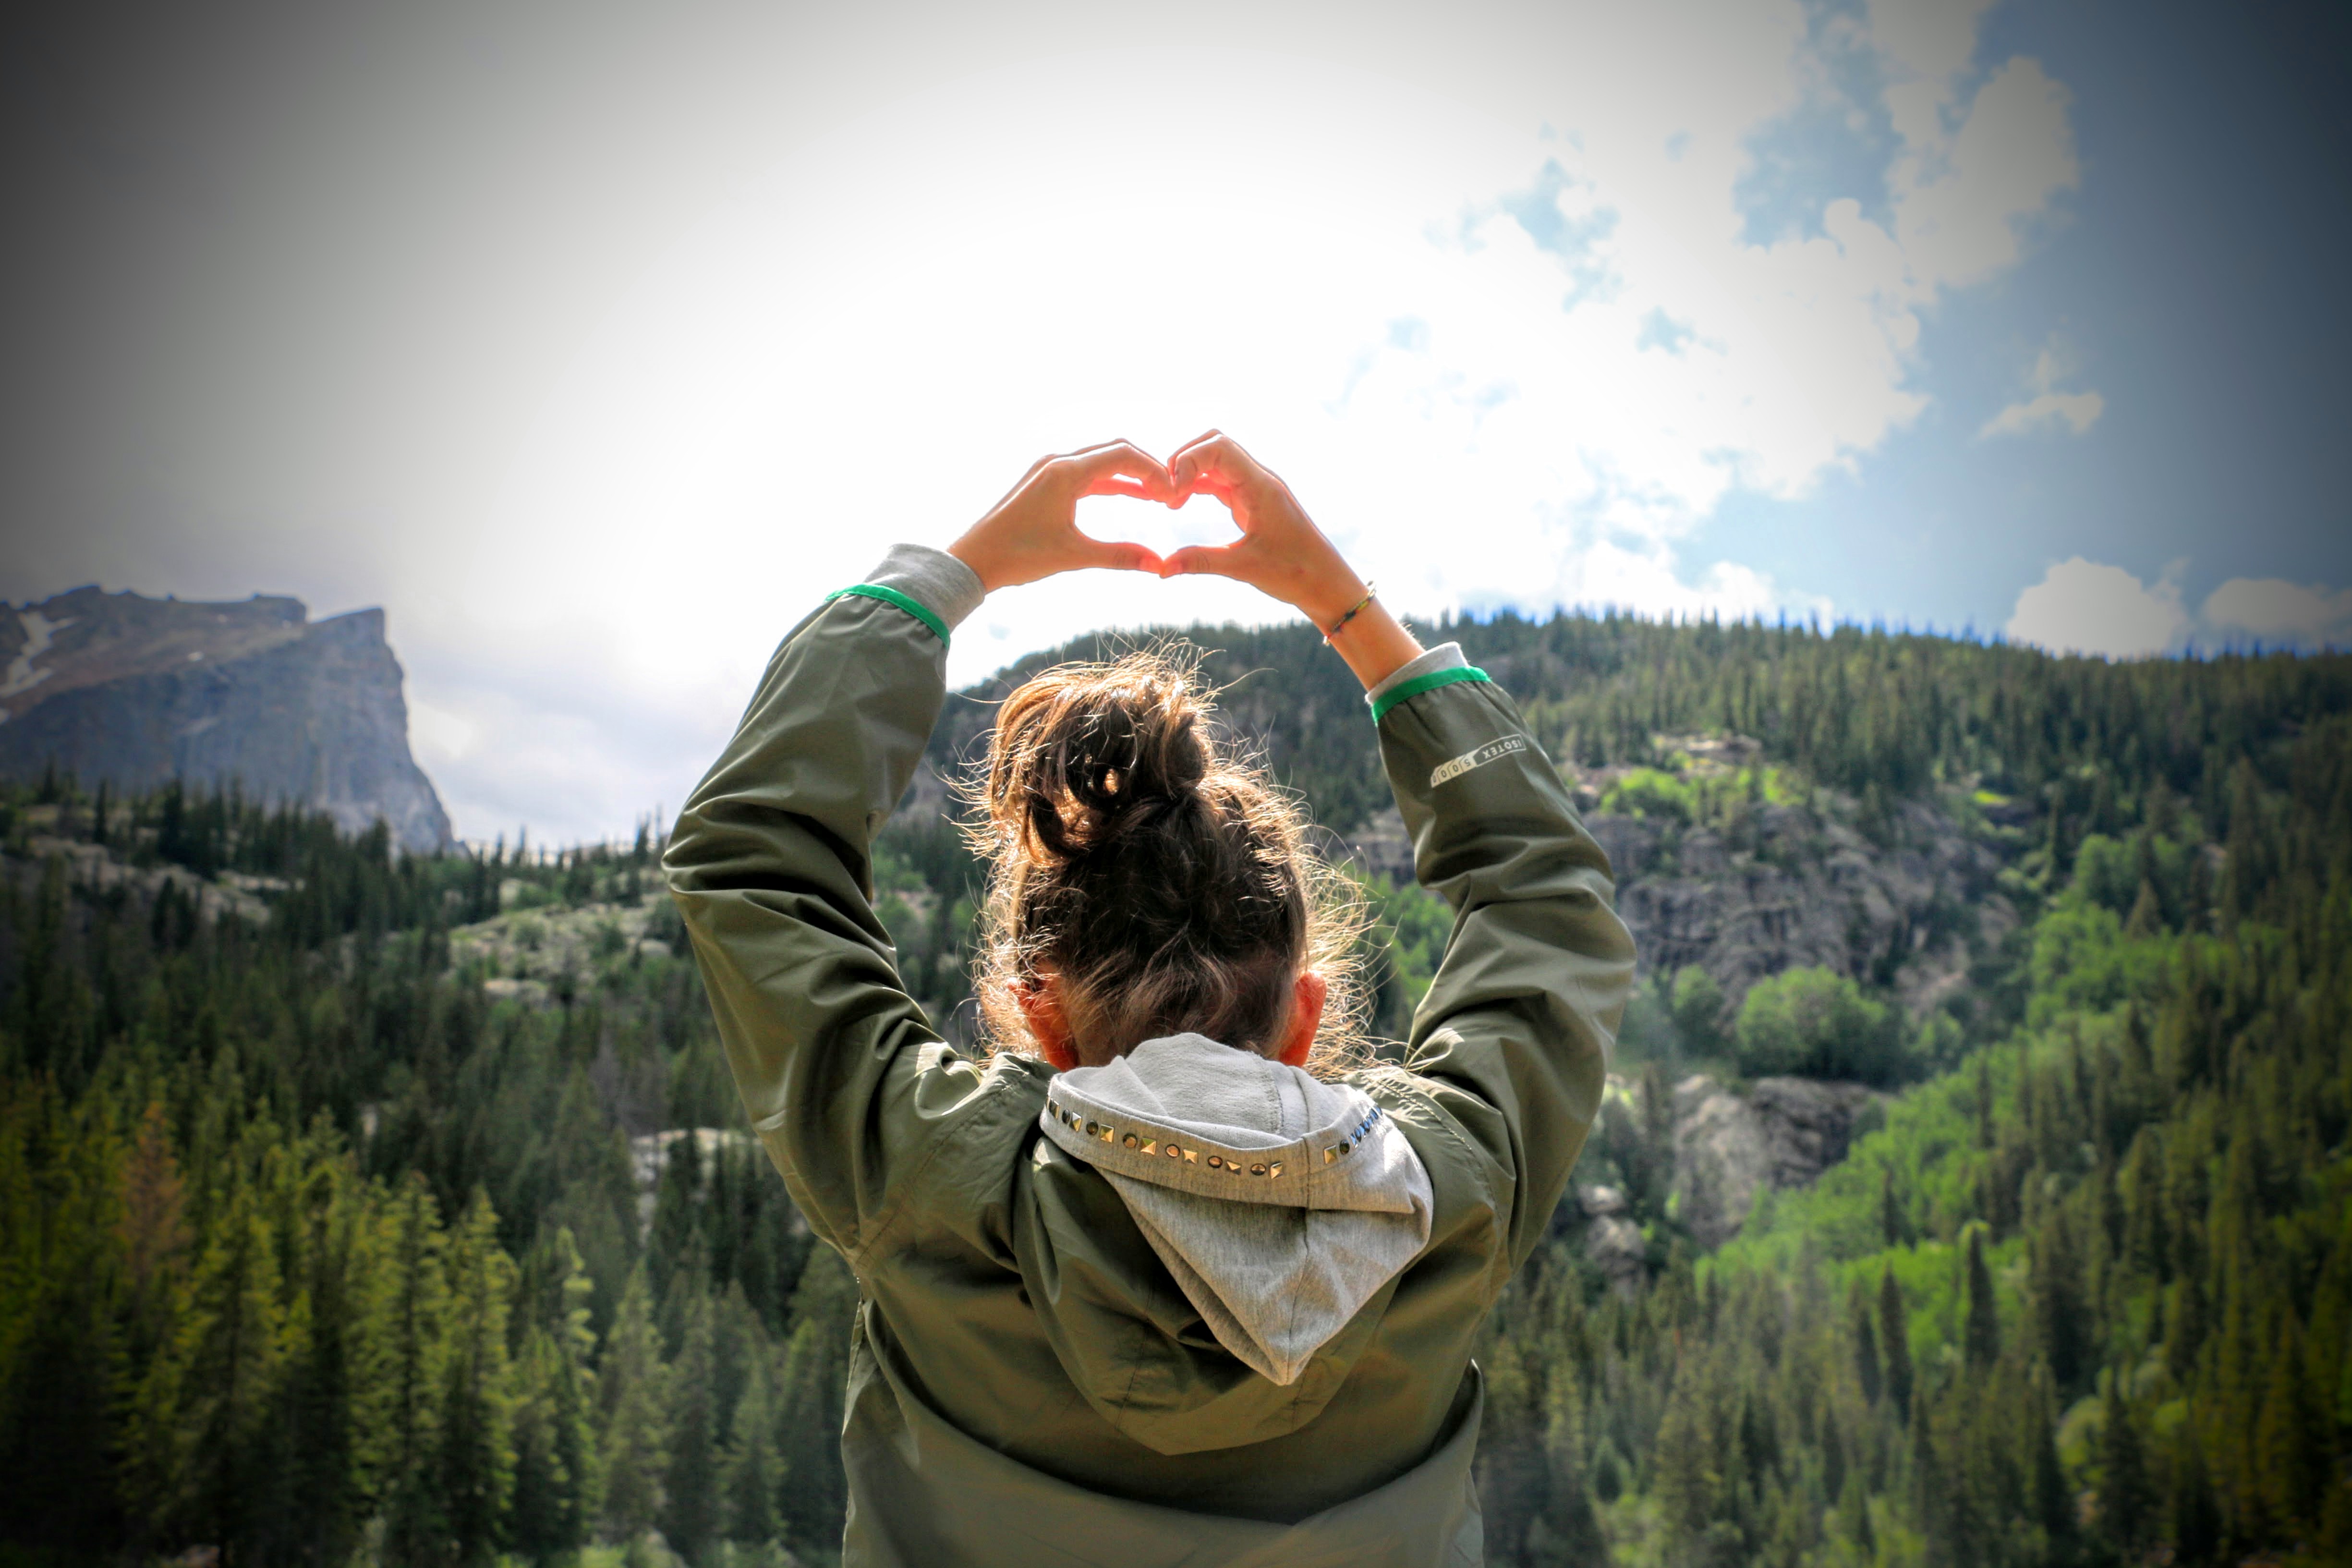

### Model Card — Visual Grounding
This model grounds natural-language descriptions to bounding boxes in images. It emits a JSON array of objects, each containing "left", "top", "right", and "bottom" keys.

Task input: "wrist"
[
  {"left": 945, "top": 536, "right": 1004, "bottom": 596},
  {"left": 1296, "top": 571, "right": 1370, "bottom": 630},
  {"left": 1326, "top": 599, "right": 1424, "bottom": 692}
]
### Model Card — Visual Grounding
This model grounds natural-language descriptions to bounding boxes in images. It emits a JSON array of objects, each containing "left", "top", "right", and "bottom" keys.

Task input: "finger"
[
  {"left": 1159, "top": 543, "right": 1245, "bottom": 579},
  {"left": 1166, "top": 431, "right": 1221, "bottom": 489},
  {"left": 1170, "top": 466, "right": 1236, "bottom": 502},
  {"left": 1070, "top": 440, "right": 1175, "bottom": 502},
  {"left": 1079, "top": 537, "right": 1164, "bottom": 574},
  {"left": 1168, "top": 431, "right": 1258, "bottom": 496},
  {"left": 1090, "top": 478, "right": 1155, "bottom": 500},
  {"left": 1163, "top": 431, "right": 1220, "bottom": 504}
]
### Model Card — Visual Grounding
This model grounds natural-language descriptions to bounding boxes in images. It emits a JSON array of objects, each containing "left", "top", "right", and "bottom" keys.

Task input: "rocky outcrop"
[
  {"left": 1582, "top": 797, "right": 2001, "bottom": 1011},
  {"left": 3, "top": 830, "right": 276, "bottom": 926},
  {"left": 1567, "top": 1071, "right": 1887, "bottom": 1283},
  {"left": 1571, "top": 1183, "right": 1651, "bottom": 1296},
  {"left": 1668, "top": 1073, "right": 1885, "bottom": 1249},
  {"left": 0, "top": 586, "right": 451, "bottom": 852},
  {"left": 1346, "top": 789, "right": 2001, "bottom": 1021}
]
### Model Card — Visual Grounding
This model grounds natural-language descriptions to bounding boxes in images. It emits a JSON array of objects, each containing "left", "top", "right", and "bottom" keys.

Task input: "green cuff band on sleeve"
[
  {"left": 825, "top": 583, "right": 951, "bottom": 647},
  {"left": 1370, "top": 665, "right": 1491, "bottom": 725}
]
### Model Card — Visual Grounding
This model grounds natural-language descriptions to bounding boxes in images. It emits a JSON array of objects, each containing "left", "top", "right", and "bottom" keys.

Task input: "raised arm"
[
  {"left": 1375, "top": 667, "right": 1634, "bottom": 1272},
  {"left": 1161, "top": 431, "right": 1635, "bottom": 1272},
  {"left": 665, "top": 443, "right": 1171, "bottom": 1258},
  {"left": 1160, "top": 429, "right": 1427, "bottom": 691}
]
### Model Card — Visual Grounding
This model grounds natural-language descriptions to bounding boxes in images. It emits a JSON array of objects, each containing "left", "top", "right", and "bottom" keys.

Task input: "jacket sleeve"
[
  {"left": 663, "top": 548, "right": 999, "bottom": 1263},
  {"left": 1372, "top": 653, "right": 1636, "bottom": 1275}
]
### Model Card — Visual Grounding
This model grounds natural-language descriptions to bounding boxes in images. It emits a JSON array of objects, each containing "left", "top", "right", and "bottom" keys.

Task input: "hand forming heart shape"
[{"left": 945, "top": 431, "right": 1423, "bottom": 691}]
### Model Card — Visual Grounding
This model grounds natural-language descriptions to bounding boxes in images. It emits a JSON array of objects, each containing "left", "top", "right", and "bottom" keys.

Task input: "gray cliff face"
[
  {"left": 0, "top": 586, "right": 452, "bottom": 853},
  {"left": 1569, "top": 1071, "right": 1887, "bottom": 1291},
  {"left": 1346, "top": 790, "right": 2003, "bottom": 1017},
  {"left": 1664, "top": 1073, "right": 1885, "bottom": 1251},
  {"left": 1582, "top": 798, "right": 2001, "bottom": 1011}
]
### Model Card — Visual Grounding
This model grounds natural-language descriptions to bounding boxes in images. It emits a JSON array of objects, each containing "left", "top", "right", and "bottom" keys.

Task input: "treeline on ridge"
[{"left": 0, "top": 611, "right": 2348, "bottom": 1566}]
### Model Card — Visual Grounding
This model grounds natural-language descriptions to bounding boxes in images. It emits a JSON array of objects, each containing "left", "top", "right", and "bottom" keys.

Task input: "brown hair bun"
[{"left": 968, "top": 647, "right": 1365, "bottom": 1070}]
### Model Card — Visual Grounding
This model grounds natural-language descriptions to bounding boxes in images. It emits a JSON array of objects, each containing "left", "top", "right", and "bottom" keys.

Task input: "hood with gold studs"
[{"left": 1039, "top": 1033, "right": 1435, "bottom": 1386}]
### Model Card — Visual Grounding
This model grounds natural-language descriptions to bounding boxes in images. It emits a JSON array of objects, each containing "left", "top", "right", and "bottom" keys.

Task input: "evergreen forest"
[{"left": 5, "top": 609, "right": 2352, "bottom": 1567}]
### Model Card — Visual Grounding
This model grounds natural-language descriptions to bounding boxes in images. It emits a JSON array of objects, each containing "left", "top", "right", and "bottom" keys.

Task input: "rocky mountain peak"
[{"left": 0, "top": 586, "right": 451, "bottom": 852}]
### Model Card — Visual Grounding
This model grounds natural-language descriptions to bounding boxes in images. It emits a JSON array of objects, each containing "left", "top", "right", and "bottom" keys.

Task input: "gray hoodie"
[{"left": 1040, "top": 1033, "right": 1436, "bottom": 1386}]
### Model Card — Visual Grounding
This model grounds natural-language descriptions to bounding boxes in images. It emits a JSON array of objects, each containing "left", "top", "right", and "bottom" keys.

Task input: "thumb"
[{"left": 1159, "top": 544, "right": 1242, "bottom": 579}]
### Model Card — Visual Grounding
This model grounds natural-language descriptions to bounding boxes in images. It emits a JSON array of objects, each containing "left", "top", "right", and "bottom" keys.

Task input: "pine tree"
[
  {"left": 721, "top": 1348, "right": 784, "bottom": 1545},
  {"left": 1538, "top": 1337, "right": 1605, "bottom": 1558},
  {"left": 662, "top": 1290, "right": 723, "bottom": 1564},
  {"left": 649, "top": 1131, "right": 706, "bottom": 1307},
  {"left": 1878, "top": 1269, "right": 1913, "bottom": 1421},
  {"left": 118, "top": 1102, "right": 190, "bottom": 1354},
  {"left": 1821, "top": 1409, "right": 1845, "bottom": 1500},
  {"left": 2167, "top": 1266, "right": 2208, "bottom": 1385},
  {"left": 601, "top": 1269, "right": 671, "bottom": 1542},
  {"left": 2170, "top": 1430, "right": 2223, "bottom": 1567},
  {"left": 1963, "top": 1228, "right": 1999, "bottom": 1370},
  {"left": 2308, "top": 1236, "right": 2352, "bottom": 1440},
  {"left": 1975, "top": 1055, "right": 1995, "bottom": 1150},
  {"left": 1475, "top": 1336, "right": 1545, "bottom": 1558},
  {"left": 774, "top": 1247, "right": 857, "bottom": 1551},
  {"left": 509, "top": 1227, "right": 603, "bottom": 1562},
  {"left": 2099, "top": 1379, "right": 2155, "bottom": 1558},
  {"left": 1840, "top": 1470, "right": 1876, "bottom": 1557},
  {"left": 1851, "top": 1280, "right": 1883, "bottom": 1408},
  {"left": 437, "top": 1191, "right": 519, "bottom": 1563},
  {"left": 1652, "top": 1367, "right": 1722, "bottom": 1546},
  {"left": 510, "top": 1327, "right": 584, "bottom": 1564},
  {"left": 373, "top": 1175, "right": 452, "bottom": 1565},
  {"left": 2030, "top": 1216, "right": 2090, "bottom": 1393},
  {"left": 2254, "top": 1312, "right": 2328, "bottom": 1537},
  {"left": 142, "top": 1170, "right": 288, "bottom": 1549},
  {"left": 250, "top": 1172, "right": 367, "bottom": 1568},
  {"left": 1907, "top": 1391, "right": 1951, "bottom": 1565},
  {"left": 5, "top": 1132, "right": 126, "bottom": 1556},
  {"left": 2028, "top": 1367, "right": 2073, "bottom": 1552}
]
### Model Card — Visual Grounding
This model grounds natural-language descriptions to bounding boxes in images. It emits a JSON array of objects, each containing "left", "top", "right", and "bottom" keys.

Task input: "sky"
[{"left": 2, "top": 0, "right": 2347, "bottom": 847}]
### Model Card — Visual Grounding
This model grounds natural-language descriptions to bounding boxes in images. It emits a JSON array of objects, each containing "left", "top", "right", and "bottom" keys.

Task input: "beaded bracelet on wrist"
[{"left": 1323, "top": 584, "right": 1376, "bottom": 643}]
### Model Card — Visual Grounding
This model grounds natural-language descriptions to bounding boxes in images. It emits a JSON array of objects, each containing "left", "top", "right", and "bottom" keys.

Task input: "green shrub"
[
  {"left": 2070, "top": 833, "right": 2133, "bottom": 913},
  {"left": 1600, "top": 767, "right": 1696, "bottom": 824},
  {"left": 1669, "top": 966, "right": 1728, "bottom": 1058},
  {"left": 1735, "top": 966, "right": 1903, "bottom": 1084}
]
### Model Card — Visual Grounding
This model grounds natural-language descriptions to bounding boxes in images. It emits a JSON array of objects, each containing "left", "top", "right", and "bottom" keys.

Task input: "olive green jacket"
[{"left": 667, "top": 562, "right": 1634, "bottom": 1567}]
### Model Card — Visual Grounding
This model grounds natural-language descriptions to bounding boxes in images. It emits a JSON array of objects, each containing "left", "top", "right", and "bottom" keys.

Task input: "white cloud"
[
  {"left": 1982, "top": 340, "right": 2104, "bottom": 438},
  {"left": 2008, "top": 561, "right": 2352, "bottom": 659},
  {"left": 1982, "top": 389, "right": 2103, "bottom": 438},
  {"left": 2199, "top": 578, "right": 2352, "bottom": 649},
  {"left": 2006, "top": 559, "right": 2187, "bottom": 658},
  {"left": 1891, "top": 58, "right": 2078, "bottom": 291}
]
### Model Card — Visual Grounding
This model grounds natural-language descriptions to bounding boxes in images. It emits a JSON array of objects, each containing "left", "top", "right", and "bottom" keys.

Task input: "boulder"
[{"left": 1583, "top": 1214, "right": 1649, "bottom": 1296}]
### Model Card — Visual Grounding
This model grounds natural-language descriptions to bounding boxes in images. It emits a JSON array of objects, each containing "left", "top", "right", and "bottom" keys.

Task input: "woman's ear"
[
  {"left": 1275, "top": 972, "right": 1328, "bottom": 1069},
  {"left": 1012, "top": 977, "right": 1079, "bottom": 1073}
]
